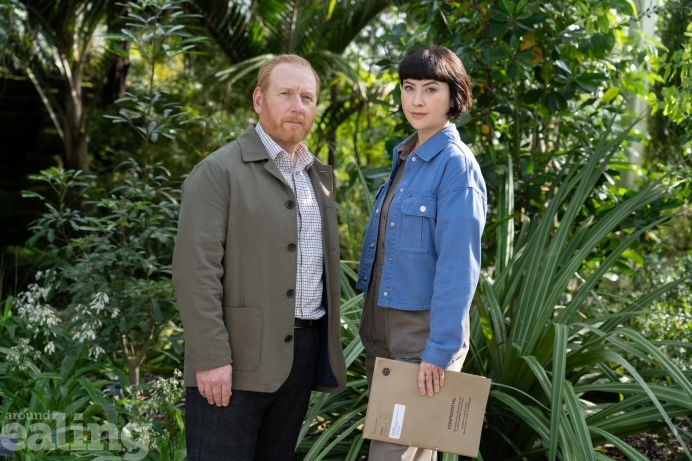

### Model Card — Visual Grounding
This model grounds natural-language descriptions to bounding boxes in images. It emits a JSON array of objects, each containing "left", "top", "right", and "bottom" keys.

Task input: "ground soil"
[{"left": 595, "top": 419, "right": 692, "bottom": 461}]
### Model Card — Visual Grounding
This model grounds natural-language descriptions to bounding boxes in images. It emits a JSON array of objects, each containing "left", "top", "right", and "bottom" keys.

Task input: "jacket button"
[
  {"left": 363, "top": 276, "right": 368, "bottom": 281},
  {"left": 286, "top": 200, "right": 295, "bottom": 209},
  {"left": 420, "top": 205, "right": 427, "bottom": 212},
  {"left": 369, "top": 242, "right": 375, "bottom": 248},
  {"left": 287, "top": 289, "right": 295, "bottom": 298},
  {"left": 288, "top": 243, "right": 296, "bottom": 252},
  {"left": 285, "top": 334, "right": 293, "bottom": 343}
]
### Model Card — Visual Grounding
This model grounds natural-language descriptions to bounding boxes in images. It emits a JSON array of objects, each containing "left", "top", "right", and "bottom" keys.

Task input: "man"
[{"left": 172, "top": 54, "right": 346, "bottom": 461}]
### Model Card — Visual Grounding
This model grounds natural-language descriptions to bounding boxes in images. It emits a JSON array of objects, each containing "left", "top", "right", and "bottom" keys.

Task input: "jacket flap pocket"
[{"left": 401, "top": 195, "right": 437, "bottom": 218}]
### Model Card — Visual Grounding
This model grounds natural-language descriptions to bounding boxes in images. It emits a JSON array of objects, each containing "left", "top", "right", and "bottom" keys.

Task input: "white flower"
[
  {"left": 89, "top": 292, "right": 109, "bottom": 314},
  {"left": 44, "top": 341, "right": 56, "bottom": 355},
  {"left": 88, "top": 345, "right": 105, "bottom": 359}
]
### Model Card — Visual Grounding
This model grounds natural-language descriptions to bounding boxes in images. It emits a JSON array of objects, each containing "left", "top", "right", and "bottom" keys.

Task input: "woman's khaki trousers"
[{"left": 360, "top": 279, "right": 469, "bottom": 461}]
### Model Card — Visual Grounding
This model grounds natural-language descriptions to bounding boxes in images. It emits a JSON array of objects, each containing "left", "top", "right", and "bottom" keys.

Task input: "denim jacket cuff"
[{"left": 421, "top": 346, "right": 453, "bottom": 369}]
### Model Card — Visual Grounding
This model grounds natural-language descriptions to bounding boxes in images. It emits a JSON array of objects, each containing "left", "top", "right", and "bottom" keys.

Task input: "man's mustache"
[{"left": 283, "top": 117, "right": 306, "bottom": 124}]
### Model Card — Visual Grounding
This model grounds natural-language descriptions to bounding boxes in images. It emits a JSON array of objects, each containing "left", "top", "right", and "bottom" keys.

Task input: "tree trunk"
[
  {"left": 63, "top": 60, "right": 89, "bottom": 172},
  {"left": 127, "top": 357, "right": 141, "bottom": 395}
]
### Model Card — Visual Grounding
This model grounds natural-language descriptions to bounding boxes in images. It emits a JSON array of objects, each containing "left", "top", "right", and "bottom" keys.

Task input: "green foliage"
[
  {"left": 647, "top": 0, "right": 692, "bottom": 168},
  {"left": 592, "top": 250, "right": 692, "bottom": 373},
  {"left": 104, "top": 0, "right": 205, "bottom": 172},
  {"left": 468, "top": 121, "right": 692, "bottom": 460},
  {"left": 0, "top": 294, "right": 185, "bottom": 460},
  {"left": 22, "top": 163, "right": 180, "bottom": 391},
  {"left": 372, "top": 0, "right": 658, "bottom": 233},
  {"left": 0, "top": 0, "right": 125, "bottom": 170}
]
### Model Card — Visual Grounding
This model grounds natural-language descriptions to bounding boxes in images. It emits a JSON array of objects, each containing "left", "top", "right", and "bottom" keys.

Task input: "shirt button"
[
  {"left": 388, "top": 257, "right": 392, "bottom": 260},
  {"left": 390, "top": 222, "right": 395, "bottom": 226},
  {"left": 420, "top": 205, "right": 427, "bottom": 212},
  {"left": 412, "top": 157, "right": 417, "bottom": 161},
  {"left": 383, "top": 292, "right": 388, "bottom": 296},
  {"left": 288, "top": 243, "right": 296, "bottom": 252},
  {"left": 287, "top": 289, "right": 295, "bottom": 298},
  {"left": 286, "top": 200, "right": 295, "bottom": 209},
  {"left": 285, "top": 334, "right": 293, "bottom": 343},
  {"left": 369, "top": 242, "right": 375, "bottom": 248}
]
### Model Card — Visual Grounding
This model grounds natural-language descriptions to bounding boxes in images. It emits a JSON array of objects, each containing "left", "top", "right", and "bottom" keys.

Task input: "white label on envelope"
[{"left": 388, "top": 404, "right": 406, "bottom": 439}]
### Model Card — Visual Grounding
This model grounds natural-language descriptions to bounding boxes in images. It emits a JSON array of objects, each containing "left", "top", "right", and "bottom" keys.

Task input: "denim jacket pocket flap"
[{"left": 401, "top": 195, "right": 437, "bottom": 218}]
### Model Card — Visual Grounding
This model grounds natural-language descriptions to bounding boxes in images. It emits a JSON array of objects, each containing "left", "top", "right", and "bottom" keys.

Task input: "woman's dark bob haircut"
[{"left": 398, "top": 45, "right": 472, "bottom": 121}]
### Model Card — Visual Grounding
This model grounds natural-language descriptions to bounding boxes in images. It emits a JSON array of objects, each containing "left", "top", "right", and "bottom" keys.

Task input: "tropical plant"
[
  {"left": 467, "top": 120, "right": 692, "bottom": 460},
  {"left": 189, "top": 0, "right": 390, "bottom": 165},
  {"left": 1, "top": 0, "right": 127, "bottom": 171},
  {"left": 647, "top": 0, "right": 692, "bottom": 169}
]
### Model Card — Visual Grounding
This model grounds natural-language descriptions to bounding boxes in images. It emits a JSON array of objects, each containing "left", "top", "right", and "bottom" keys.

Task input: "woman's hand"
[{"left": 418, "top": 360, "right": 444, "bottom": 397}]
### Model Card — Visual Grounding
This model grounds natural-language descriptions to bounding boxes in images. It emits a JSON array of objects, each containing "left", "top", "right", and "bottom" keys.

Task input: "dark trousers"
[{"left": 185, "top": 324, "right": 321, "bottom": 461}]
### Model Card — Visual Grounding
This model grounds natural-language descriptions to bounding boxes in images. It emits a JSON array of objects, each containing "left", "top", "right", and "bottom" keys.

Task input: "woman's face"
[{"left": 401, "top": 79, "right": 452, "bottom": 140}]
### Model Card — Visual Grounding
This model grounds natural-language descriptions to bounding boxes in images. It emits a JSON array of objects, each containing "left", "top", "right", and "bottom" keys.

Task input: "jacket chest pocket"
[{"left": 398, "top": 195, "right": 437, "bottom": 253}]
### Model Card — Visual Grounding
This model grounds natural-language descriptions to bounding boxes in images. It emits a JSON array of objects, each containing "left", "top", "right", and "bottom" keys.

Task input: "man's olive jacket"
[{"left": 172, "top": 125, "right": 346, "bottom": 393}]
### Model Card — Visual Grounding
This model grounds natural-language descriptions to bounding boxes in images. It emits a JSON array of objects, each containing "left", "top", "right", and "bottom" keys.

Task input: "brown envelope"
[{"left": 363, "top": 357, "right": 491, "bottom": 457}]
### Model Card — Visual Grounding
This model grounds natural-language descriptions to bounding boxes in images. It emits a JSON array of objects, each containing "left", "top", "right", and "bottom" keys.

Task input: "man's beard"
[{"left": 260, "top": 114, "right": 313, "bottom": 146}]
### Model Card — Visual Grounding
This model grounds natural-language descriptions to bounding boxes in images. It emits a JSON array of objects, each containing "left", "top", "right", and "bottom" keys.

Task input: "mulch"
[{"left": 596, "top": 419, "right": 692, "bottom": 461}]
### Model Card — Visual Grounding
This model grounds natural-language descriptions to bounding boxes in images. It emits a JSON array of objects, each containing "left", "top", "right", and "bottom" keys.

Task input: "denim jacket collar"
[{"left": 395, "top": 124, "right": 460, "bottom": 162}]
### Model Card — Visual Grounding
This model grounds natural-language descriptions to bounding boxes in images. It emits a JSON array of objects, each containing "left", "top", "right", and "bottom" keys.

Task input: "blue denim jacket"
[{"left": 356, "top": 125, "right": 487, "bottom": 368}]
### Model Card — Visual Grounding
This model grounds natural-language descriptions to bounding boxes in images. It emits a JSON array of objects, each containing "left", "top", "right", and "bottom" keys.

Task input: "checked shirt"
[{"left": 255, "top": 124, "right": 325, "bottom": 320}]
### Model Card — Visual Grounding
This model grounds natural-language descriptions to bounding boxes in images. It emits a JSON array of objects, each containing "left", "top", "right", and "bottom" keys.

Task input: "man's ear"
[{"left": 253, "top": 87, "right": 263, "bottom": 115}]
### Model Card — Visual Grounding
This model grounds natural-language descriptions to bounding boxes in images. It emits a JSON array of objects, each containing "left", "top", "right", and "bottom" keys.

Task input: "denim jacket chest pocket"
[{"left": 398, "top": 194, "right": 437, "bottom": 253}]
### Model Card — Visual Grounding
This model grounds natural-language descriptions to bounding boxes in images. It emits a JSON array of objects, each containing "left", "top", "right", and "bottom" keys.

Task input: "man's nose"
[{"left": 289, "top": 94, "right": 305, "bottom": 112}]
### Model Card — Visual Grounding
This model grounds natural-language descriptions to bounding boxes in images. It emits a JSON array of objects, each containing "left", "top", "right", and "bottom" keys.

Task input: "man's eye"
[{"left": 301, "top": 95, "right": 313, "bottom": 102}]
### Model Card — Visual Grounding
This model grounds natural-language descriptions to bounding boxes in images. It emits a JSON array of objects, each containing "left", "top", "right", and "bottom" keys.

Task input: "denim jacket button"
[
  {"left": 383, "top": 292, "right": 388, "bottom": 296},
  {"left": 369, "top": 242, "right": 375, "bottom": 248},
  {"left": 420, "top": 205, "right": 427, "bottom": 212},
  {"left": 390, "top": 222, "right": 395, "bottom": 226},
  {"left": 412, "top": 156, "right": 417, "bottom": 161}
]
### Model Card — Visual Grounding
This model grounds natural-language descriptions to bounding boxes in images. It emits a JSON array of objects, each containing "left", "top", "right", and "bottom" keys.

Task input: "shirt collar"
[
  {"left": 395, "top": 124, "right": 461, "bottom": 162},
  {"left": 255, "top": 123, "right": 314, "bottom": 171}
]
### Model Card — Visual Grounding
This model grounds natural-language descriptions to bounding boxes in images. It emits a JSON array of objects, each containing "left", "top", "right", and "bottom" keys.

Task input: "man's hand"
[
  {"left": 417, "top": 360, "right": 444, "bottom": 397},
  {"left": 197, "top": 364, "right": 232, "bottom": 406}
]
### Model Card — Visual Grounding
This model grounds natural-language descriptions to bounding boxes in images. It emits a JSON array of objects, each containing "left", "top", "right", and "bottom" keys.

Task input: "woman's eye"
[
  {"left": 404, "top": 85, "right": 413, "bottom": 91},
  {"left": 426, "top": 87, "right": 436, "bottom": 92}
]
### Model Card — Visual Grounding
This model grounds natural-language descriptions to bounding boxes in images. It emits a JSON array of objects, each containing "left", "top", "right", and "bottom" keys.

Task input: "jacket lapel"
[{"left": 237, "top": 124, "right": 288, "bottom": 186}]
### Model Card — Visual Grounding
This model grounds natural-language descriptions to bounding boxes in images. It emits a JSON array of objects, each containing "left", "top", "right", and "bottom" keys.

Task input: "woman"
[{"left": 356, "top": 45, "right": 487, "bottom": 460}]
